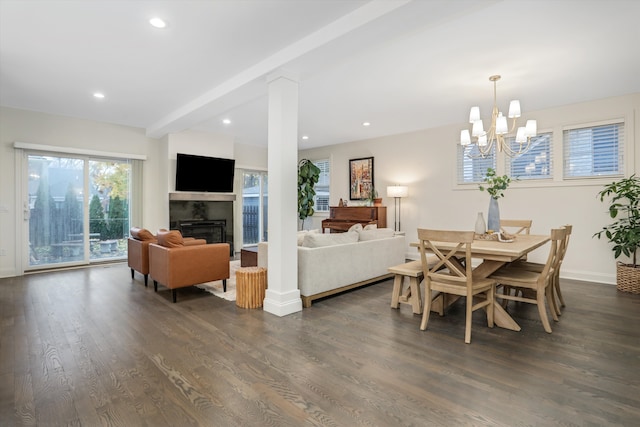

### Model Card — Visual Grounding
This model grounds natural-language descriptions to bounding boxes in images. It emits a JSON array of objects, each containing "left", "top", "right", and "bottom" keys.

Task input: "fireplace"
[{"left": 169, "top": 193, "right": 235, "bottom": 254}]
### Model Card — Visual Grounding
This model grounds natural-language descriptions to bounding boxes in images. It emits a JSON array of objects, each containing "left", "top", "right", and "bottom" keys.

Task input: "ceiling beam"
[{"left": 145, "top": 0, "right": 412, "bottom": 139}]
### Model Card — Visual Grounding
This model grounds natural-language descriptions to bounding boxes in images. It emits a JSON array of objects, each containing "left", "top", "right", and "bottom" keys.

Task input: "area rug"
[{"left": 197, "top": 260, "right": 241, "bottom": 301}]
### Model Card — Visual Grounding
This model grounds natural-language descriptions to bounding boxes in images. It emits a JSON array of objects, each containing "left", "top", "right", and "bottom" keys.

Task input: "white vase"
[
  {"left": 475, "top": 212, "right": 486, "bottom": 234},
  {"left": 487, "top": 197, "right": 500, "bottom": 232}
]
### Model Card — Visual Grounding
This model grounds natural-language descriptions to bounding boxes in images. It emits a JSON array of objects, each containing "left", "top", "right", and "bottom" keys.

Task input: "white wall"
[{"left": 300, "top": 94, "right": 640, "bottom": 285}]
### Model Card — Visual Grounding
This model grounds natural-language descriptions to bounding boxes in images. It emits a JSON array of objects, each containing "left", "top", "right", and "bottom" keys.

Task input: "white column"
[{"left": 263, "top": 71, "right": 302, "bottom": 316}]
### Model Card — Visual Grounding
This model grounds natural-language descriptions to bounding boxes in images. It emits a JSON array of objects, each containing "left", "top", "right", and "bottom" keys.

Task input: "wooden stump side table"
[{"left": 236, "top": 266, "right": 267, "bottom": 308}]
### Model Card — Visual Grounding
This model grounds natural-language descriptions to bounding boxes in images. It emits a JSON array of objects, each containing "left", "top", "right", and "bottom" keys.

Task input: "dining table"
[{"left": 410, "top": 233, "right": 550, "bottom": 331}]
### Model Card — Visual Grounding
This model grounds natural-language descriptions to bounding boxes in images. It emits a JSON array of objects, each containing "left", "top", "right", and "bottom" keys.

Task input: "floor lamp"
[{"left": 386, "top": 185, "right": 408, "bottom": 232}]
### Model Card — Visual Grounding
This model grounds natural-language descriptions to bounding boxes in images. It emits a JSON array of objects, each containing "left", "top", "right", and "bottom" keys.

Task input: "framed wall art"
[{"left": 349, "top": 157, "right": 374, "bottom": 200}]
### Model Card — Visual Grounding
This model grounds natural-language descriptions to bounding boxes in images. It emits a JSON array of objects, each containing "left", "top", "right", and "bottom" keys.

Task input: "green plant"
[
  {"left": 593, "top": 175, "right": 640, "bottom": 267},
  {"left": 479, "top": 168, "right": 512, "bottom": 199},
  {"left": 366, "top": 187, "right": 379, "bottom": 205},
  {"left": 298, "top": 159, "right": 321, "bottom": 228}
]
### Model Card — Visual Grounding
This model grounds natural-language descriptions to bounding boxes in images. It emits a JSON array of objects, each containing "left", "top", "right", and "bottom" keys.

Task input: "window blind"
[
  {"left": 563, "top": 122, "right": 624, "bottom": 178},
  {"left": 457, "top": 145, "right": 496, "bottom": 183},
  {"left": 507, "top": 132, "right": 553, "bottom": 180}
]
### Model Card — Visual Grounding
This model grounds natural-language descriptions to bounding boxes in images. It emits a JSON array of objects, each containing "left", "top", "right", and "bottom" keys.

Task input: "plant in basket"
[{"left": 593, "top": 175, "right": 640, "bottom": 293}]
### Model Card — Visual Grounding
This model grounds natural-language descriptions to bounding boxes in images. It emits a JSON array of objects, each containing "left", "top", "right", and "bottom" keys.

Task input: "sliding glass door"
[{"left": 26, "top": 153, "right": 131, "bottom": 269}]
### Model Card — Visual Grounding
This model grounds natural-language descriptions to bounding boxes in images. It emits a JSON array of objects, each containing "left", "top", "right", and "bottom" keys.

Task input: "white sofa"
[{"left": 258, "top": 227, "right": 405, "bottom": 307}]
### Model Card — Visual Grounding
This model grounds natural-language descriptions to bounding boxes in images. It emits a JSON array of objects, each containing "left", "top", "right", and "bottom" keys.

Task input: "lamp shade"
[
  {"left": 387, "top": 185, "right": 408, "bottom": 198},
  {"left": 495, "top": 113, "right": 508, "bottom": 135},
  {"left": 460, "top": 129, "right": 471, "bottom": 146},
  {"left": 508, "top": 100, "right": 521, "bottom": 118}
]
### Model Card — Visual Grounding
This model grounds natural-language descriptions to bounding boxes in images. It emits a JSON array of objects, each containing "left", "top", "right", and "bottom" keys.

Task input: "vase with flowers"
[{"left": 479, "top": 168, "right": 512, "bottom": 233}]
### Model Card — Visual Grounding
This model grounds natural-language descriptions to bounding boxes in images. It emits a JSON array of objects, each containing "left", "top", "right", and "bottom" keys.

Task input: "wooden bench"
[
  {"left": 389, "top": 260, "right": 424, "bottom": 314},
  {"left": 389, "top": 256, "right": 439, "bottom": 314}
]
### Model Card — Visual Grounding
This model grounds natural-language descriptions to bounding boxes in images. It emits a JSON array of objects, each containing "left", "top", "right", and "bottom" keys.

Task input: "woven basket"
[{"left": 616, "top": 262, "right": 640, "bottom": 294}]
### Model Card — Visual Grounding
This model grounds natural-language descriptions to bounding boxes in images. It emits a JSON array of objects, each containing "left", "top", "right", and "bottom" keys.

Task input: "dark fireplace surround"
[{"left": 169, "top": 192, "right": 235, "bottom": 254}]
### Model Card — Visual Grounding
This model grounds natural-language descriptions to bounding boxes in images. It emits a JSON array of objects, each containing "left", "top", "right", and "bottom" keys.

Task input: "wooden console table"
[{"left": 321, "top": 206, "right": 387, "bottom": 233}]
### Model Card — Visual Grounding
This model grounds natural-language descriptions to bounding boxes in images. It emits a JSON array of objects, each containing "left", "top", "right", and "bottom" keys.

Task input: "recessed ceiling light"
[
  {"left": 302, "top": 135, "right": 309, "bottom": 140},
  {"left": 149, "top": 17, "right": 167, "bottom": 28},
  {"left": 93, "top": 92, "right": 105, "bottom": 99},
  {"left": 362, "top": 122, "right": 371, "bottom": 127},
  {"left": 222, "top": 118, "right": 231, "bottom": 125}
]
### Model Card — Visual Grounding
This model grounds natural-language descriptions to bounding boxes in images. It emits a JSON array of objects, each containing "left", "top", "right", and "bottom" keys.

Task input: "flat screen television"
[{"left": 175, "top": 153, "right": 235, "bottom": 193}]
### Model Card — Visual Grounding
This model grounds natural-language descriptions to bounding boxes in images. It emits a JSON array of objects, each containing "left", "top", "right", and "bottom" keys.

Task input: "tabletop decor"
[
  {"left": 479, "top": 167, "right": 512, "bottom": 232},
  {"left": 594, "top": 175, "right": 640, "bottom": 293},
  {"left": 349, "top": 157, "right": 374, "bottom": 200}
]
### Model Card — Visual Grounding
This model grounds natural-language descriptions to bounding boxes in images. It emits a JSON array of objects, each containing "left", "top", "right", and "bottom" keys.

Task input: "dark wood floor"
[{"left": 1, "top": 263, "right": 639, "bottom": 426}]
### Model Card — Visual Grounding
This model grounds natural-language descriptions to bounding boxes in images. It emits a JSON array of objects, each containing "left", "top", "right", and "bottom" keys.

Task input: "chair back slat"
[
  {"left": 418, "top": 229, "right": 475, "bottom": 288},
  {"left": 500, "top": 219, "right": 532, "bottom": 235},
  {"left": 538, "top": 228, "right": 567, "bottom": 286}
]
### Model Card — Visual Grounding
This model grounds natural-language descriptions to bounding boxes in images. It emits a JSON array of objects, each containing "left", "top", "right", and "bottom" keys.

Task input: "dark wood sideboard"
[{"left": 321, "top": 206, "right": 387, "bottom": 233}]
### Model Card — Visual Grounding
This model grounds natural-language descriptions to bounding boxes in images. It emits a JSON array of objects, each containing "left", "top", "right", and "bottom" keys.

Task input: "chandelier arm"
[{"left": 509, "top": 118, "right": 519, "bottom": 134}]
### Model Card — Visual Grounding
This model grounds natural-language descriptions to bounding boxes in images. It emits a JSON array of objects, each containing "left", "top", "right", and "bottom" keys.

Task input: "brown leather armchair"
[
  {"left": 149, "top": 230, "right": 230, "bottom": 303},
  {"left": 127, "top": 227, "right": 157, "bottom": 286}
]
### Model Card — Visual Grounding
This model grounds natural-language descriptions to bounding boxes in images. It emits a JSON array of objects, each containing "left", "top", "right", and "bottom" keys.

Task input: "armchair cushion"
[
  {"left": 157, "top": 229, "right": 185, "bottom": 248},
  {"left": 130, "top": 227, "right": 155, "bottom": 241}
]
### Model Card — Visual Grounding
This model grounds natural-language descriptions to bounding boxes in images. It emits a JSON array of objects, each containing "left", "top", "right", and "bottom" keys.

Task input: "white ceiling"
[{"left": 1, "top": 0, "right": 639, "bottom": 149}]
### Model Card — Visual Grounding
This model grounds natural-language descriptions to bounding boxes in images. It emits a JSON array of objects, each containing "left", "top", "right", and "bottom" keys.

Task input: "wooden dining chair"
[
  {"left": 511, "top": 225, "right": 573, "bottom": 316},
  {"left": 500, "top": 219, "right": 532, "bottom": 236},
  {"left": 489, "top": 227, "right": 567, "bottom": 333},
  {"left": 417, "top": 229, "right": 496, "bottom": 344}
]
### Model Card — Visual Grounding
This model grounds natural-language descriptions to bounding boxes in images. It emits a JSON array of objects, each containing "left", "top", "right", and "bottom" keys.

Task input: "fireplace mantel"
[{"left": 169, "top": 192, "right": 236, "bottom": 202}]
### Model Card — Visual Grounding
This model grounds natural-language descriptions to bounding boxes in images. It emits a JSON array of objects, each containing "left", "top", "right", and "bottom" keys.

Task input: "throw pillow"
[
  {"left": 130, "top": 227, "right": 154, "bottom": 241},
  {"left": 302, "top": 231, "right": 359, "bottom": 248},
  {"left": 358, "top": 228, "right": 395, "bottom": 241},
  {"left": 156, "top": 230, "right": 184, "bottom": 248},
  {"left": 348, "top": 223, "right": 363, "bottom": 232},
  {"left": 297, "top": 230, "right": 308, "bottom": 246},
  {"left": 363, "top": 224, "right": 378, "bottom": 230}
]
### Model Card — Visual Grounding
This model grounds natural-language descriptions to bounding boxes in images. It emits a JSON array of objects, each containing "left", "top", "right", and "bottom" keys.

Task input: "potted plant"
[
  {"left": 594, "top": 175, "right": 640, "bottom": 293},
  {"left": 478, "top": 168, "right": 512, "bottom": 232},
  {"left": 367, "top": 187, "right": 382, "bottom": 206},
  {"left": 298, "top": 159, "right": 321, "bottom": 229}
]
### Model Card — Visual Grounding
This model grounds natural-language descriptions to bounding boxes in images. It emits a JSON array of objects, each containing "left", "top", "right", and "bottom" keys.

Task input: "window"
[
  {"left": 507, "top": 132, "right": 553, "bottom": 180},
  {"left": 241, "top": 171, "right": 268, "bottom": 245},
  {"left": 563, "top": 122, "right": 624, "bottom": 178},
  {"left": 457, "top": 144, "right": 496, "bottom": 183},
  {"left": 313, "top": 159, "right": 330, "bottom": 212}
]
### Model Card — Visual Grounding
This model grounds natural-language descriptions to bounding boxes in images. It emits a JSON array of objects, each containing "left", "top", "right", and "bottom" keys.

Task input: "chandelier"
[{"left": 460, "top": 75, "right": 537, "bottom": 158}]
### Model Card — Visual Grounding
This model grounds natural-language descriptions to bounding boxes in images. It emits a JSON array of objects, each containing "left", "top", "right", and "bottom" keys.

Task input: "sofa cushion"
[
  {"left": 358, "top": 227, "right": 395, "bottom": 241},
  {"left": 297, "top": 229, "right": 321, "bottom": 245},
  {"left": 302, "top": 231, "right": 359, "bottom": 248},
  {"left": 156, "top": 230, "right": 184, "bottom": 248},
  {"left": 348, "top": 223, "right": 363, "bottom": 232},
  {"left": 130, "top": 227, "right": 154, "bottom": 241}
]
